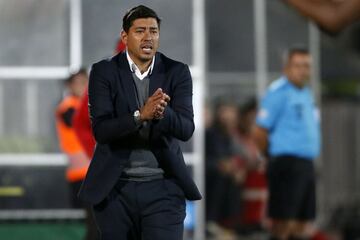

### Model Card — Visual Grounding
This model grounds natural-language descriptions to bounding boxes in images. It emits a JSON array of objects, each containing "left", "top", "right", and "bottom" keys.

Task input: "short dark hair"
[
  {"left": 283, "top": 46, "right": 310, "bottom": 64},
  {"left": 65, "top": 68, "right": 87, "bottom": 84},
  {"left": 239, "top": 97, "right": 257, "bottom": 116},
  {"left": 122, "top": 5, "right": 161, "bottom": 33}
]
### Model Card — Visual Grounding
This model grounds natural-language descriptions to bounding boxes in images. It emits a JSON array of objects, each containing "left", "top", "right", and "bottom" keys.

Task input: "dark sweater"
[{"left": 120, "top": 73, "right": 164, "bottom": 181}]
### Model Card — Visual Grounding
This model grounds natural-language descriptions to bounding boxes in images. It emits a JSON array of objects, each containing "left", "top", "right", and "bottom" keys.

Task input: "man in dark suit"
[{"left": 78, "top": 5, "right": 202, "bottom": 240}]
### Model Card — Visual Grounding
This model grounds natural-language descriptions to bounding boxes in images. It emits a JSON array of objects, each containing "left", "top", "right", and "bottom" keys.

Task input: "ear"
[{"left": 121, "top": 30, "right": 128, "bottom": 45}]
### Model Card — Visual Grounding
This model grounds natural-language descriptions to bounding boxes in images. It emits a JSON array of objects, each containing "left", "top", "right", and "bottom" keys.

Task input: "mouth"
[{"left": 141, "top": 44, "right": 153, "bottom": 53}]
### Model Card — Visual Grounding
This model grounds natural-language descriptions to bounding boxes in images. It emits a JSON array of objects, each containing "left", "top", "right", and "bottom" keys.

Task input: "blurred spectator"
[
  {"left": 72, "top": 85, "right": 95, "bottom": 159},
  {"left": 283, "top": 0, "right": 360, "bottom": 34},
  {"left": 205, "top": 99, "right": 241, "bottom": 238},
  {"left": 254, "top": 47, "right": 321, "bottom": 240},
  {"left": 55, "top": 69, "right": 97, "bottom": 240},
  {"left": 114, "top": 37, "right": 126, "bottom": 55},
  {"left": 204, "top": 102, "right": 214, "bottom": 130},
  {"left": 56, "top": 69, "right": 89, "bottom": 196},
  {"left": 232, "top": 98, "right": 268, "bottom": 234},
  {"left": 73, "top": 38, "right": 126, "bottom": 159}
]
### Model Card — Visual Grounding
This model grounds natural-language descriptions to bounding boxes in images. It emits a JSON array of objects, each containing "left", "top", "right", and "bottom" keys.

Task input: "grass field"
[{"left": 0, "top": 222, "right": 85, "bottom": 240}]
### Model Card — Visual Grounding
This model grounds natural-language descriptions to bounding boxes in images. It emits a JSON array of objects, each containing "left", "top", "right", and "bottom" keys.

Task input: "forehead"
[
  {"left": 131, "top": 18, "right": 159, "bottom": 28},
  {"left": 72, "top": 73, "right": 87, "bottom": 82},
  {"left": 288, "top": 53, "right": 310, "bottom": 63}
]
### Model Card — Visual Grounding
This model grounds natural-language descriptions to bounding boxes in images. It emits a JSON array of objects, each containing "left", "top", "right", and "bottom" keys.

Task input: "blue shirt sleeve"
[{"left": 256, "top": 89, "right": 284, "bottom": 130}]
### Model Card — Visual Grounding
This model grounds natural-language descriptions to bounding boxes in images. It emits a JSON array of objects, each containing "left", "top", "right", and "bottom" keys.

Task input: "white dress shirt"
[{"left": 126, "top": 50, "right": 155, "bottom": 80}]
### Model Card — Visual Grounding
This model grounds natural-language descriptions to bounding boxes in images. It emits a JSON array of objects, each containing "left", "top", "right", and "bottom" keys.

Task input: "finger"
[
  {"left": 155, "top": 114, "right": 164, "bottom": 120},
  {"left": 156, "top": 104, "right": 165, "bottom": 113},
  {"left": 154, "top": 111, "right": 162, "bottom": 117},
  {"left": 153, "top": 88, "right": 163, "bottom": 97},
  {"left": 148, "top": 94, "right": 163, "bottom": 103},
  {"left": 159, "top": 100, "right": 167, "bottom": 107},
  {"left": 158, "top": 106, "right": 165, "bottom": 113},
  {"left": 154, "top": 110, "right": 164, "bottom": 119},
  {"left": 163, "top": 94, "right": 171, "bottom": 102},
  {"left": 151, "top": 97, "right": 166, "bottom": 106},
  {"left": 152, "top": 104, "right": 163, "bottom": 114}
]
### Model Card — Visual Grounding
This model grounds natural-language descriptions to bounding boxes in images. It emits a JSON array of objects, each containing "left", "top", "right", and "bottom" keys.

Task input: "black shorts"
[{"left": 267, "top": 155, "right": 316, "bottom": 220}]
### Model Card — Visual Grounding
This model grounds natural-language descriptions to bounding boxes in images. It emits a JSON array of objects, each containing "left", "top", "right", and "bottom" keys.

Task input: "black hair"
[
  {"left": 239, "top": 97, "right": 257, "bottom": 116},
  {"left": 122, "top": 5, "right": 161, "bottom": 33},
  {"left": 212, "top": 97, "right": 237, "bottom": 128},
  {"left": 65, "top": 68, "right": 87, "bottom": 85},
  {"left": 283, "top": 46, "right": 310, "bottom": 64}
]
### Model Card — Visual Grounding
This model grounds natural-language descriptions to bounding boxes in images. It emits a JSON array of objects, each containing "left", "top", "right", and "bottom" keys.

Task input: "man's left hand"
[{"left": 154, "top": 93, "right": 170, "bottom": 119}]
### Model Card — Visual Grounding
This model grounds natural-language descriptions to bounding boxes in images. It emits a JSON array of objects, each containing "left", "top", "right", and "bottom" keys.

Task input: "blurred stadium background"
[{"left": 1, "top": 0, "right": 360, "bottom": 239}]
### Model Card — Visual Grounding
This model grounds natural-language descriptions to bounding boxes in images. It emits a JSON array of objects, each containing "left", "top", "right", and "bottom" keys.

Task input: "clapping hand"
[{"left": 140, "top": 88, "right": 170, "bottom": 121}]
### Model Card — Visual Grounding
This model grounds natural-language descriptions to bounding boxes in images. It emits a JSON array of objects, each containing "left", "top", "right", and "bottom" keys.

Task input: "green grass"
[{"left": 0, "top": 222, "right": 85, "bottom": 240}]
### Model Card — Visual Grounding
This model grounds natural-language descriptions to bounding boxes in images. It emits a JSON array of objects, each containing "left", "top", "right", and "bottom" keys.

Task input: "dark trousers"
[
  {"left": 71, "top": 181, "right": 98, "bottom": 240},
  {"left": 92, "top": 178, "right": 186, "bottom": 240}
]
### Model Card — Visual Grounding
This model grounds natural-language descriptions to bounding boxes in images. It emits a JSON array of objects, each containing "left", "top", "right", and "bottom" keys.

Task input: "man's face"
[
  {"left": 285, "top": 53, "right": 311, "bottom": 87},
  {"left": 218, "top": 105, "right": 238, "bottom": 132},
  {"left": 70, "top": 73, "right": 88, "bottom": 97},
  {"left": 121, "top": 18, "right": 159, "bottom": 65}
]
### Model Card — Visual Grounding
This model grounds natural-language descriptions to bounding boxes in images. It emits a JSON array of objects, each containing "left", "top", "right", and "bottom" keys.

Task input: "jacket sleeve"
[
  {"left": 88, "top": 63, "right": 138, "bottom": 144},
  {"left": 151, "top": 64, "right": 195, "bottom": 141}
]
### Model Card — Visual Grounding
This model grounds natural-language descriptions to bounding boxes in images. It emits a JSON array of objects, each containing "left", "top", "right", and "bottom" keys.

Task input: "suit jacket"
[{"left": 78, "top": 52, "right": 202, "bottom": 205}]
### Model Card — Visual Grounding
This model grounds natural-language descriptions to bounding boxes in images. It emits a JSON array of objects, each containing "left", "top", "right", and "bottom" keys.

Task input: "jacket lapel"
[
  {"left": 117, "top": 53, "right": 138, "bottom": 112},
  {"left": 117, "top": 52, "right": 166, "bottom": 112},
  {"left": 149, "top": 53, "right": 166, "bottom": 96}
]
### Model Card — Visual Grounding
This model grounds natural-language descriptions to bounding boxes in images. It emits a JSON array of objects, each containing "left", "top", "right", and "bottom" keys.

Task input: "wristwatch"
[{"left": 133, "top": 110, "right": 142, "bottom": 126}]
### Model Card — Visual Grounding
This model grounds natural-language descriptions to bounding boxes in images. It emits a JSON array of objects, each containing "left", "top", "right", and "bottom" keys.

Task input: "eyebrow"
[{"left": 134, "top": 26, "right": 158, "bottom": 30}]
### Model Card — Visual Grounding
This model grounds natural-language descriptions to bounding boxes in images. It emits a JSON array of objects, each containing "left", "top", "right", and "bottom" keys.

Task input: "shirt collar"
[{"left": 126, "top": 50, "right": 155, "bottom": 80}]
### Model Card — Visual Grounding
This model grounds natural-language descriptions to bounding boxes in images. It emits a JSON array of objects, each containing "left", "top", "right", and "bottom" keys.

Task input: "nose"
[{"left": 143, "top": 29, "right": 152, "bottom": 40}]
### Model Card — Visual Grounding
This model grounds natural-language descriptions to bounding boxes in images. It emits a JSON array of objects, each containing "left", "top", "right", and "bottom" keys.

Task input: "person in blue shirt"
[{"left": 254, "top": 48, "right": 321, "bottom": 240}]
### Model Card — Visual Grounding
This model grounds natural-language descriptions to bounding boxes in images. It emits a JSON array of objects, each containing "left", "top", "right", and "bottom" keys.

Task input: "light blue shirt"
[{"left": 256, "top": 76, "right": 321, "bottom": 159}]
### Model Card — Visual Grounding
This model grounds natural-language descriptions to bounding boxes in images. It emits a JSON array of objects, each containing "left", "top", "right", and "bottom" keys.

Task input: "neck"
[
  {"left": 287, "top": 77, "right": 305, "bottom": 89},
  {"left": 137, "top": 60, "right": 152, "bottom": 74},
  {"left": 127, "top": 52, "right": 153, "bottom": 74},
  {"left": 291, "top": 82, "right": 304, "bottom": 89}
]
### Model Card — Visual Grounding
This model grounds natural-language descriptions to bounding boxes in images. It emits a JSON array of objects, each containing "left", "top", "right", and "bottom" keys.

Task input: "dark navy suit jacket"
[{"left": 79, "top": 52, "right": 202, "bottom": 205}]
